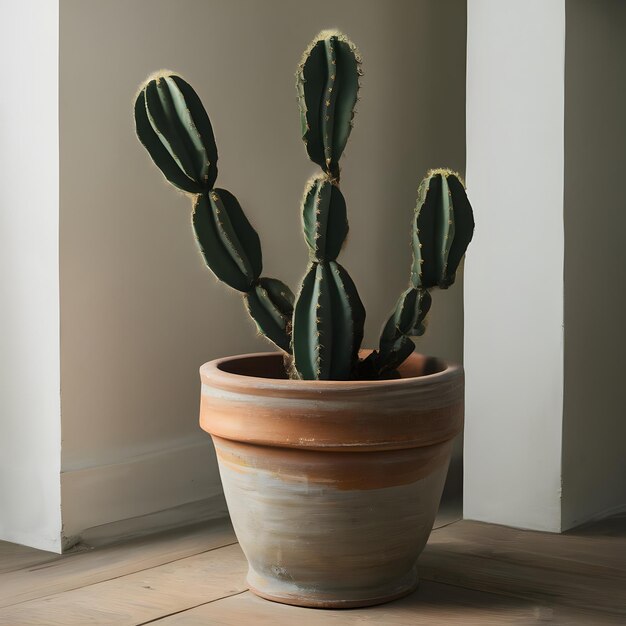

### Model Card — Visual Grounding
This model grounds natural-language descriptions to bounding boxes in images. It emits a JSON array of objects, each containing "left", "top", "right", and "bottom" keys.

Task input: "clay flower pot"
[{"left": 199, "top": 351, "right": 463, "bottom": 609}]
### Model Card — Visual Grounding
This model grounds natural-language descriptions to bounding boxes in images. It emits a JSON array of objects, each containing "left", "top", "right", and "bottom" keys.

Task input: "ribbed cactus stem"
[{"left": 373, "top": 169, "right": 473, "bottom": 377}]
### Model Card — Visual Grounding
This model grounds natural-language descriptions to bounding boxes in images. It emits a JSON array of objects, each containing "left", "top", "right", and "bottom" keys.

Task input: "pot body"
[{"left": 200, "top": 352, "right": 463, "bottom": 608}]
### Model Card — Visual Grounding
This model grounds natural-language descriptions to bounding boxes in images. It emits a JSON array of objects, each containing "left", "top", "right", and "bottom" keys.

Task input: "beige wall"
[
  {"left": 562, "top": 0, "right": 626, "bottom": 528},
  {"left": 60, "top": 0, "right": 467, "bottom": 538}
]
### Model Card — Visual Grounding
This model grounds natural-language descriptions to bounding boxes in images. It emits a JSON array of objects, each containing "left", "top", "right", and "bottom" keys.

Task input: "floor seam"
[{"left": 135, "top": 588, "right": 250, "bottom": 625}]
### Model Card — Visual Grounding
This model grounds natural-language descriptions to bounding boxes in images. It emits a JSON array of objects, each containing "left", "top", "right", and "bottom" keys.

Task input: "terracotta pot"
[{"left": 199, "top": 351, "right": 463, "bottom": 609}]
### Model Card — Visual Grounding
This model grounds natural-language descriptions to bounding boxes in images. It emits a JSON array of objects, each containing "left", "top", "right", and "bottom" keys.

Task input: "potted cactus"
[{"left": 134, "top": 30, "right": 473, "bottom": 609}]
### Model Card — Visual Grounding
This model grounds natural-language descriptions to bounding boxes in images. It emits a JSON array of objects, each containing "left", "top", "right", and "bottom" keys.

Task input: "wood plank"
[
  {"left": 0, "top": 517, "right": 236, "bottom": 608},
  {"left": 0, "top": 544, "right": 247, "bottom": 626},
  {"left": 150, "top": 584, "right": 622, "bottom": 626},
  {"left": 420, "top": 519, "right": 626, "bottom": 615},
  {"left": 452, "top": 517, "right": 626, "bottom": 571},
  {"left": 3, "top": 506, "right": 624, "bottom": 624}
]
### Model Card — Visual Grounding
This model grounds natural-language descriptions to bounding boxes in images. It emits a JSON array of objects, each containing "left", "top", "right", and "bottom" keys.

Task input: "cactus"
[{"left": 134, "top": 33, "right": 474, "bottom": 381}]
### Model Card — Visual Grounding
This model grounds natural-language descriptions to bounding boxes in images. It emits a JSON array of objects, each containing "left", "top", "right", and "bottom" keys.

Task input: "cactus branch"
[{"left": 135, "top": 72, "right": 293, "bottom": 353}]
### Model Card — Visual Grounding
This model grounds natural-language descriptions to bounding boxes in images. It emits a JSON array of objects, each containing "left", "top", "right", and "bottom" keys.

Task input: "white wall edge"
[
  {"left": 464, "top": 0, "right": 566, "bottom": 532},
  {"left": 0, "top": 0, "right": 62, "bottom": 553}
]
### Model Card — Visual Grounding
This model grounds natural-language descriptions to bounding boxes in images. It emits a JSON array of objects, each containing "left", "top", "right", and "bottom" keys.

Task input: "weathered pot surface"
[{"left": 199, "top": 351, "right": 463, "bottom": 608}]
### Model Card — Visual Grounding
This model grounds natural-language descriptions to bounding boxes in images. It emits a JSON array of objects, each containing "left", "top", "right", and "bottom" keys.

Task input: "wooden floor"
[{"left": 1, "top": 506, "right": 624, "bottom": 625}]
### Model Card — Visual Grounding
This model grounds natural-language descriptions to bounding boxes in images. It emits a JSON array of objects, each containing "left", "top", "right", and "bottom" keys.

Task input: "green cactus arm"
[
  {"left": 135, "top": 72, "right": 298, "bottom": 355},
  {"left": 192, "top": 191, "right": 261, "bottom": 292},
  {"left": 441, "top": 174, "right": 475, "bottom": 288},
  {"left": 134, "top": 89, "right": 204, "bottom": 194},
  {"left": 244, "top": 278, "right": 294, "bottom": 352},
  {"left": 302, "top": 176, "right": 348, "bottom": 262},
  {"left": 373, "top": 167, "right": 474, "bottom": 376},
  {"left": 297, "top": 31, "right": 361, "bottom": 179}
]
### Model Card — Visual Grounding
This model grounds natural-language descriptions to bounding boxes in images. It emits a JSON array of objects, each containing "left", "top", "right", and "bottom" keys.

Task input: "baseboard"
[
  {"left": 61, "top": 438, "right": 224, "bottom": 549},
  {"left": 64, "top": 494, "right": 229, "bottom": 550},
  {"left": 562, "top": 501, "right": 626, "bottom": 533}
]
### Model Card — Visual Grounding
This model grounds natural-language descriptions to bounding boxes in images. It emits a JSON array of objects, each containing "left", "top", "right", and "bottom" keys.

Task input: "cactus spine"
[{"left": 134, "top": 34, "right": 474, "bottom": 382}]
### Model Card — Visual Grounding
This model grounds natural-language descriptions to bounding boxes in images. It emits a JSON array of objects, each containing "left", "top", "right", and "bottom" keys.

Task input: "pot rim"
[
  {"left": 199, "top": 351, "right": 464, "bottom": 451},
  {"left": 200, "top": 350, "right": 461, "bottom": 396}
]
